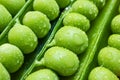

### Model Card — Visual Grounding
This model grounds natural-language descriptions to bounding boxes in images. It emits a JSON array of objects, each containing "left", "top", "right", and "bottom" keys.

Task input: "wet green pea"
[
  {"left": 53, "top": 26, "right": 88, "bottom": 54},
  {"left": 55, "top": 0, "right": 71, "bottom": 8},
  {"left": 0, "top": 43, "right": 24, "bottom": 73},
  {"left": 22, "top": 11, "right": 51, "bottom": 38},
  {"left": 0, "top": 63, "right": 10, "bottom": 80},
  {"left": 88, "top": 67, "right": 119, "bottom": 80},
  {"left": 8, "top": 23, "right": 38, "bottom": 54},
  {"left": 33, "top": 0, "right": 60, "bottom": 21},
  {"left": 41, "top": 46, "right": 79, "bottom": 76},
  {"left": 111, "top": 14, "right": 120, "bottom": 34},
  {"left": 0, "top": 0, "right": 25, "bottom": 16},
  {"left": 0, "top": 4, "right": 12, "bottom": 32},
  {"left": 108, "top": 34, "right": 120, "bottom": 50},
  {"left": 71, "top": 0, "right": 98, "bottom": 20},
  {"left": 98, "top": 46, "right": 120, "bottom": 77},
  {"left": 63, "top": 12, "right": 90, "bottom": 32},
  {"left": 26, "top": 69, "right": 59, "bottom": 80}
]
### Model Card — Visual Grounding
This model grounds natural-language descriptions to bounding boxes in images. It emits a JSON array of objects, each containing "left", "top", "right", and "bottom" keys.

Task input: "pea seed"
[
  {"left": 0, "top": 63, "right": 10, "bottom": 80},
  {"left": 111, "top": 14, "right": 120, "bottom": 34},
  {"left": 26, "top": 69, "right": 59, "bottom": 80},
  {"left": 42, "top": 46, "right": 79, "bottom": 76},
  {"left": 22, "top": 11, "right": 51, "bottom": 38},
  {"left": 90, "top": 0, "right": 106, "bottom": 9},
  {"left": 63, "top": 12, "right": 90, "bottom": 32},
  {"left": 0, "top": 4, "right": 12, "bottom": 32},
  {"left": 88, "top": 67, "right": 119, "bottom": 80},
  {"left": 55, "top": 0, "right": 71, "bottom": 8},
  {"left": 71, "top": 0, "right": 98, "bottom": 20},
  {"left": 0, "top": 0, "right": 25, "bottom": 16},
  {"left": 33, "top": 0, "right": 60, "bottom": 21},
  {"left": 0, "top": 43, "right": 24, "bottom": 73},
  {"left": 98, "top": 46, "right": 120, "bottom": 77},
  {"left": 108, "top": 34, "right": 120, "bottom": 50},
  {"left": 8, "top": 23, "right": 38, "bottom": 54},
  {"left": 53, "top": 26, "right": 88, "bottom": 54}
]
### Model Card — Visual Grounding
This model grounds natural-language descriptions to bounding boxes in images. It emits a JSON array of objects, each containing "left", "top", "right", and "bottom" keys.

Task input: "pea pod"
[
  {"left": 62, "top": 0, "right": 119, "bottom": 80},
  {"left": 8, "top": 0, "right": 119, "bottom": 80},
  {"left": 10, "top": 1, "right": 77, "bottom": 80}
]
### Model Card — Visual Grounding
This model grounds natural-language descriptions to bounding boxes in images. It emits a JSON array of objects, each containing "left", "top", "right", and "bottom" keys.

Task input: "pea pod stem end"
[
  {"left": 34, "top": 58, "right": 45, "bottom": 67},
  {"left": 46, "top": 39, "right": 56, "bottom": 48}
]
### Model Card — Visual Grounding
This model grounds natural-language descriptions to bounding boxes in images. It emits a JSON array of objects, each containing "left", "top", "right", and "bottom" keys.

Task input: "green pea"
[
  {"left": 55, "top": 0, "right": 71, "bottom": 8},
  {"left": 0, "top": 0, "right": 25, "bottom": 16},
  {"left": 111, "top": 14, "right": 120, "bottom": 34},
  {"left": 71, "top": 0, "right": 98, "bottom": 20},
  {"left": 53, "top": 26, "right": 88, "bottom": 54},
  {"left": 89, "top": 0, "right": 106, "bottom": 9},
  {"left": 41, "top": 46, "right": 79, "bottom": 76},
  {"left": 0, "top": 63, "right": 10, "bottom": 80},
  {"left": 63, "top": 12, "right": 90, "bottom": 32},
  {"left": 88, "top": 67, "right": 119, "bottom": 80},
  {"left": 22, "top": 11, "right": 51, "bottom": 38},
  {"left": 98, "top": 46, "right": 120, "bottom": 77},
  {"left": 26, "top": 69, "right": 59, "bottom": 80},
  {"left": 33, "top": 0, "right": 60, "bottom": 21},
  {"left": 0, "top": 4, "right": 12, "bottom": 32},
  {"left": 0, "top": 43, "right": 24, "bottom": 73},
  {"left": 8, "top": 23, "right": 38, "bottom": 54},
  {"left": 108, "top": 34, "right": 120, "bottom": 50}
]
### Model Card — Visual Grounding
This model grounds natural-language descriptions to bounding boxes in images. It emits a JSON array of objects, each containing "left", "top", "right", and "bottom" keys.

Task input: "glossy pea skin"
[
  {"left": 108, "top": 34, "right": 120, "bottom": 50},
  {"left": 88, "top": 67, "right": 119, "bottom": 80},
  {"left": 8, "top": 23, "right": 38, "bottom": 54},
  {"left": 71, "top": 0, "right": 98, "bottom": 21},
  {"left": 43, "top": 46, "right": 79, "bottom": 76},
  {"left": 55, "top": 0, "right": 71, "bottom": 8},
  {"left": 63, "top": 12, "right": 90, "bottom": 32},
  {"left": 98, "top": 47, "right": 120, "bottom": 77},
  {"left": 0, "top": 43, "right": 24, "bottom": 73},
  {"left": 111, "top": 14, "right": 120, "bottom": 34},
  {"left": 26, "top": 69, "right": 59, "bottom": 80},
  {"left": 22, "top": 11, "right": 51, "bottom": 38},
  {"left": 0, "top": 4, "right": 12, "bottom": 32},
  {"left": 0, "top": 0, "right": 25, "bottom": 16},
  {"left": 33, "top": 0, "right": 60, "bottom": 21},
  {"left": 54, "top": 26, "right": 88, "bottom": 54},
  {"left": 0, "top": 63, "right": 10, "bottom": 80}
]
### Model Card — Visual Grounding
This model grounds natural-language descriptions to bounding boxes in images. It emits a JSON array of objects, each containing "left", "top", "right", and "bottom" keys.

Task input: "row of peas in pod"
[
  {"left": 0, "top": 0, "right": 117, "bottom": 80},
  {"left": 0, "top": 0, "right": 26, "bottom": 80},
  {"left": 88, "top": 4, "right": 120, "bottom": 80},
  {"left": 24, "top": 0, "right": 108, "bottom": 80},
  {"left": 0, "top": 0, "right": 71, "bottom": 79}
]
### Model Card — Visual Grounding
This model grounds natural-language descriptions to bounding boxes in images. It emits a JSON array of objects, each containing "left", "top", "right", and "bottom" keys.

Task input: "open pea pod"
[
  {"left": 5, "top": 0, "right": 119, "bottom": 80},
  {"left": 10, "top": 0, "right": 77, "bottom": 80},
  {"left": 61, "top": 0, "right": 119, "bottom": 80},
  {"left": 0, "top": 0, "right": 56, "bottom": 79},
  {"left": 0, "top": 0, "right": 34, "bottom": 44}
]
